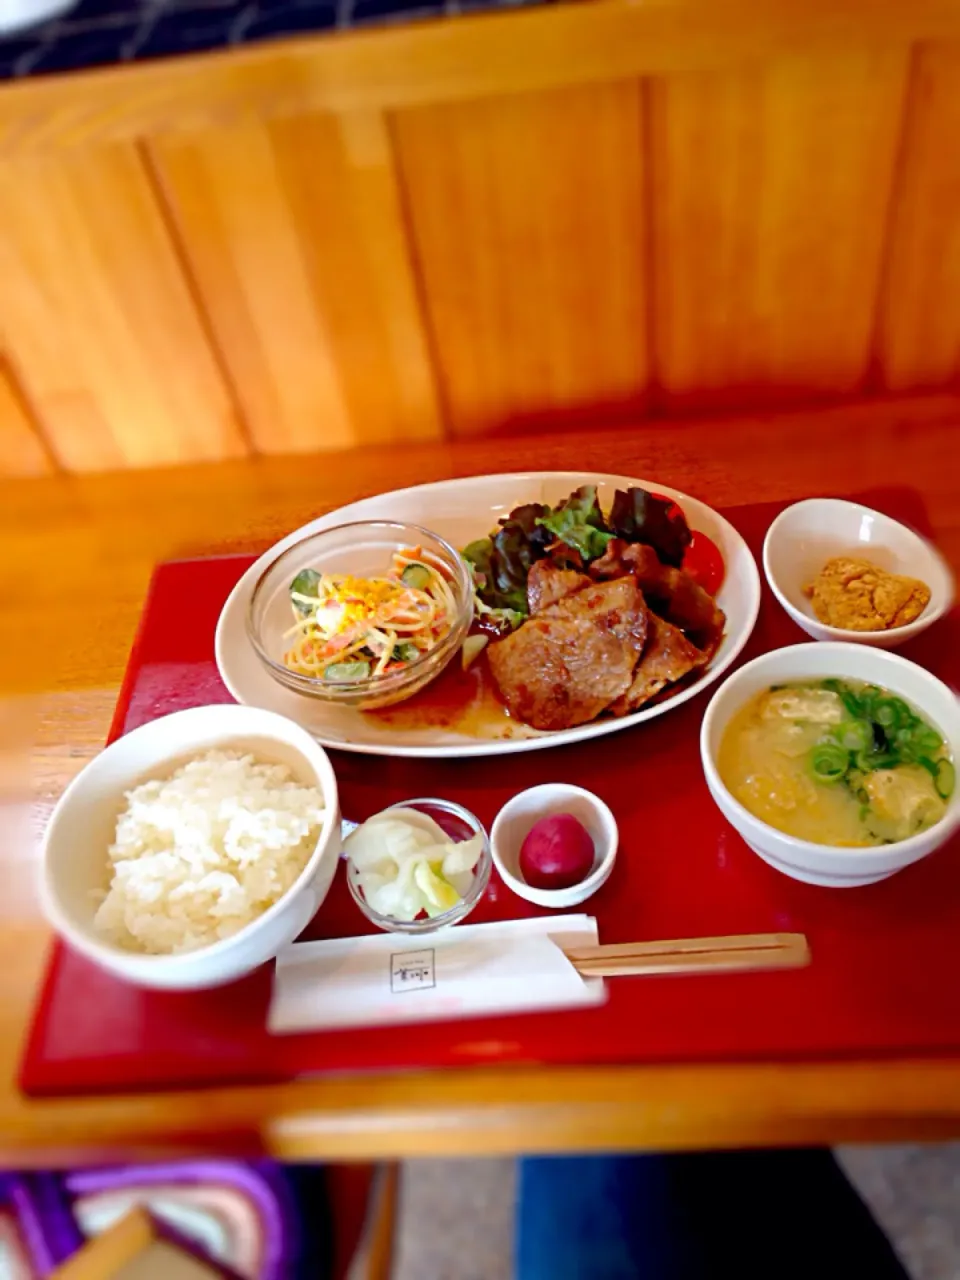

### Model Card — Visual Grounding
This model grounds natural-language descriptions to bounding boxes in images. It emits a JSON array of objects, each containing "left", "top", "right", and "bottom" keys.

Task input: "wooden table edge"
[{"left": 5, "top": 1056, "right": 960, "bottom": 1165}]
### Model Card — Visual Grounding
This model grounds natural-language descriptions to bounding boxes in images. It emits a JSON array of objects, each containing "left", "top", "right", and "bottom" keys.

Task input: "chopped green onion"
[
  {"left": 918, "top": 753, "right": 954, "bottom": 799},
  {"left": 914, "top": 725, "right": 944, "bottom": 755},
  {"left": 393, "top": 642, "right": 419, "bottom": 663},
  {"left": 800, "top": 681, "right": 950, "bottom": 797},
  {"left": 838, "top": 690, "right": 863, "bottom": 719},
  {"left": 872, "top": 753, "right": 900, "bottom": 770},
  {"left": 858, "top": 686, "right": 882, "bottom": 718},
  {"left": 833, "top": 719, "right": 873, "bottom": 752},
  {"left": 874, "top": 698, "right": 901, "bottom": 729},
  {"left": 324, "top": 660, "right": 371, "bottom": 683},
  {"left": 811, "top": 742, "right": 849, "bottom": 781},
  {"left": 935, "top": 759, "right": 956, "bottom": 800},
  {"left": 855, "top": 748, "right": 900, "bottom": 773}
]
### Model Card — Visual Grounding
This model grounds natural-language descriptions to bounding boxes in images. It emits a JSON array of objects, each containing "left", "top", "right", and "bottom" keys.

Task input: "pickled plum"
[{"left": 518, "top": 813, "right": 595, "bottom": 890}]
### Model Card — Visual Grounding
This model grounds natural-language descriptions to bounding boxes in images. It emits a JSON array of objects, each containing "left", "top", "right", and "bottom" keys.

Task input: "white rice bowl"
[
  {"left": 40, "top": 704, "right": 342, "bottom": 991},
  {"left": 95, "top": 750, "right": 327, "bottom": 955}
]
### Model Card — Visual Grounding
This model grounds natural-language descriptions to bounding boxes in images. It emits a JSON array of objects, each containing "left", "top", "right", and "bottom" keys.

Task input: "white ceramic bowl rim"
[
  {"left": 245, "top": 519, "right": 473, "bottom": 692},
  {"left": 40, "top": 705, "right": 340, "bottom": 968},
  {"left": 701, "top": 642, "right": 960, "bottom": 862}
]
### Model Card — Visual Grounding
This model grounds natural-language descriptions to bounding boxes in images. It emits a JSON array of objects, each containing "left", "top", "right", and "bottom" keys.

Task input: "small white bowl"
[
  {"left": 763, "top": 498, "right": 954, "bottom": 649},
  {"left": 40, "top": 705, "right": 341, "bottom": 990},
  {"left": 490, "top": 784, "right": 618, "bottom": 908},
  {"left": 700, "top": 643, "right": 960, "bottom": 887}
]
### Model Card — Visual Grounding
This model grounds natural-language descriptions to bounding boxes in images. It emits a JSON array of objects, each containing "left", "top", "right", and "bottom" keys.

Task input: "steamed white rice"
[{"left": 94, "top": 750, "right": 327, "bottom": 955}]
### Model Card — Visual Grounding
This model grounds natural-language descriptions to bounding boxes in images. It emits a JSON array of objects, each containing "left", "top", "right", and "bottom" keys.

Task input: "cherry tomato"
[
  {"left": 683, "top": 531, "right": 725, "bottom": 594},
  {"left": 650, "top": 491, "right": 684, "bottom": 520},
  {"left": 649, "top": 490, "right": 725, "bottom": 593}
]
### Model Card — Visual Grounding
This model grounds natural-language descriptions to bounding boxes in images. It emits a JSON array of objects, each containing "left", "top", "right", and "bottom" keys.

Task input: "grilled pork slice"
[
  {"left": 609, "top": 613, "right": 709, "bottom": 715},
  {"left": 488, "top": 577, "right": 648, "bottom": 731},
  {"left": 591, "top": 539, "right": 725, "bottom": 650},
  {"left": 527, "top": 560, "right": 591, "bottom": 614}
]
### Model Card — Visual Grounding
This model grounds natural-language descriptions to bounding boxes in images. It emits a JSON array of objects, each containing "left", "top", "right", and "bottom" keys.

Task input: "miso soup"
[{"left": 717, "top": 679, "right": 954, "bottom": 847}]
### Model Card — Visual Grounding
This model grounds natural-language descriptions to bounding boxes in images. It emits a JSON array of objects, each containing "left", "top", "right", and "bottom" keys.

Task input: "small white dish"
[
  {"left": 763, "top": 498, "right": 954, "bottom": 649},
  {"left": 40, "top": 704, "right": 341, "bottom": 990},
  {"left": 700, "top": 643, "right": 960, "bottom": 887},
  {"left": 490, "top": 783, "right": 618, "bottom": 908}
]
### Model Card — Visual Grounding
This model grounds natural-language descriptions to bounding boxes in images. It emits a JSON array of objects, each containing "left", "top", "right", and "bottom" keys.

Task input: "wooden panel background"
[
  {"left": 0, "top": 357, "right": 51, "bottom": 477},
  {"left": 876, "top": 42, "right": 960, "bottom": 390},
  {"left": 148, "top": 110, "right": 442, "bottom": 454},
  {"left": 393, "top": 82, "right": 648, "bottom": 436},
  {"left": 0, "top": 1, "right": 958, "bottom": 471},
  {"left": 0, "top": 146, "right": 245, "bottom": 470},
  {"left": 648, "top": 49, "right": 908, "bottom": 407}
]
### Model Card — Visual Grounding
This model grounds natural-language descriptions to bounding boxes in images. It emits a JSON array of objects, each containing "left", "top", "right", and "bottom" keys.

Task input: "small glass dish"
[
  {"left": 246, "top": 520, "right": 473, "bottom": 710},
  {"left": 346, "top": 798, "right": 492, "bottom": 934}
]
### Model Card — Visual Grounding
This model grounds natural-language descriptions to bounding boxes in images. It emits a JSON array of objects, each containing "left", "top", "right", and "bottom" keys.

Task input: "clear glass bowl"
[
  {"left": 346, "top": 798, "right": 492, "bottom": 934},
  {"left": 246, "top": 521, "right": 473, "bottom": 710}
]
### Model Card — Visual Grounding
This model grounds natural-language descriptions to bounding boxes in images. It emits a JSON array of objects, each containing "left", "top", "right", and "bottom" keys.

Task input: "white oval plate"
[{"left": 215, "top": 472, "right": 761, "bottom": 757}]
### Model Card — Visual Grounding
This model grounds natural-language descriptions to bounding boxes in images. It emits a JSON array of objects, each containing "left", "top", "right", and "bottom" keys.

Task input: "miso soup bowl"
[{"left": 700, "top": 643, "right": 960, "bottom": 887}]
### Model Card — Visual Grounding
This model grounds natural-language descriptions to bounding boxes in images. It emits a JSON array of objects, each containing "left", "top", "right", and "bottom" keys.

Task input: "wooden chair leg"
[
  {"left": 328, "top": 1161, "right": 400, "bottom": 1280},
  {"left": 353, "top": 1162, "right": 399, "bottom": 1280}
]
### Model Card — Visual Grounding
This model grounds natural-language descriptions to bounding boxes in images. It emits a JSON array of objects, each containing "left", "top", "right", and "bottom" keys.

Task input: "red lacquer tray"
[{"left": 21, "top": 490, "right": 960, "bottom": 1097}]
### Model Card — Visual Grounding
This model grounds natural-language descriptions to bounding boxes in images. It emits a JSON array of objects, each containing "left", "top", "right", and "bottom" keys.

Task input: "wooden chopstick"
[{"left": 562, "top": 932, "right": 810, "bottom": 978}]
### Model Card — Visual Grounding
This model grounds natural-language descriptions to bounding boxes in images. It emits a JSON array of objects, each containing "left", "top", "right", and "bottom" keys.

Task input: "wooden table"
[{"left": 5, "top": 394, "right": 960, "bottom": 1166}]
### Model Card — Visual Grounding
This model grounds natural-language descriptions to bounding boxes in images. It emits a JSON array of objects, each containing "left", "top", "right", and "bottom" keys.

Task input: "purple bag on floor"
[{"left": 3, "top": 1161, "right": 330, "bottom": 1279}]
